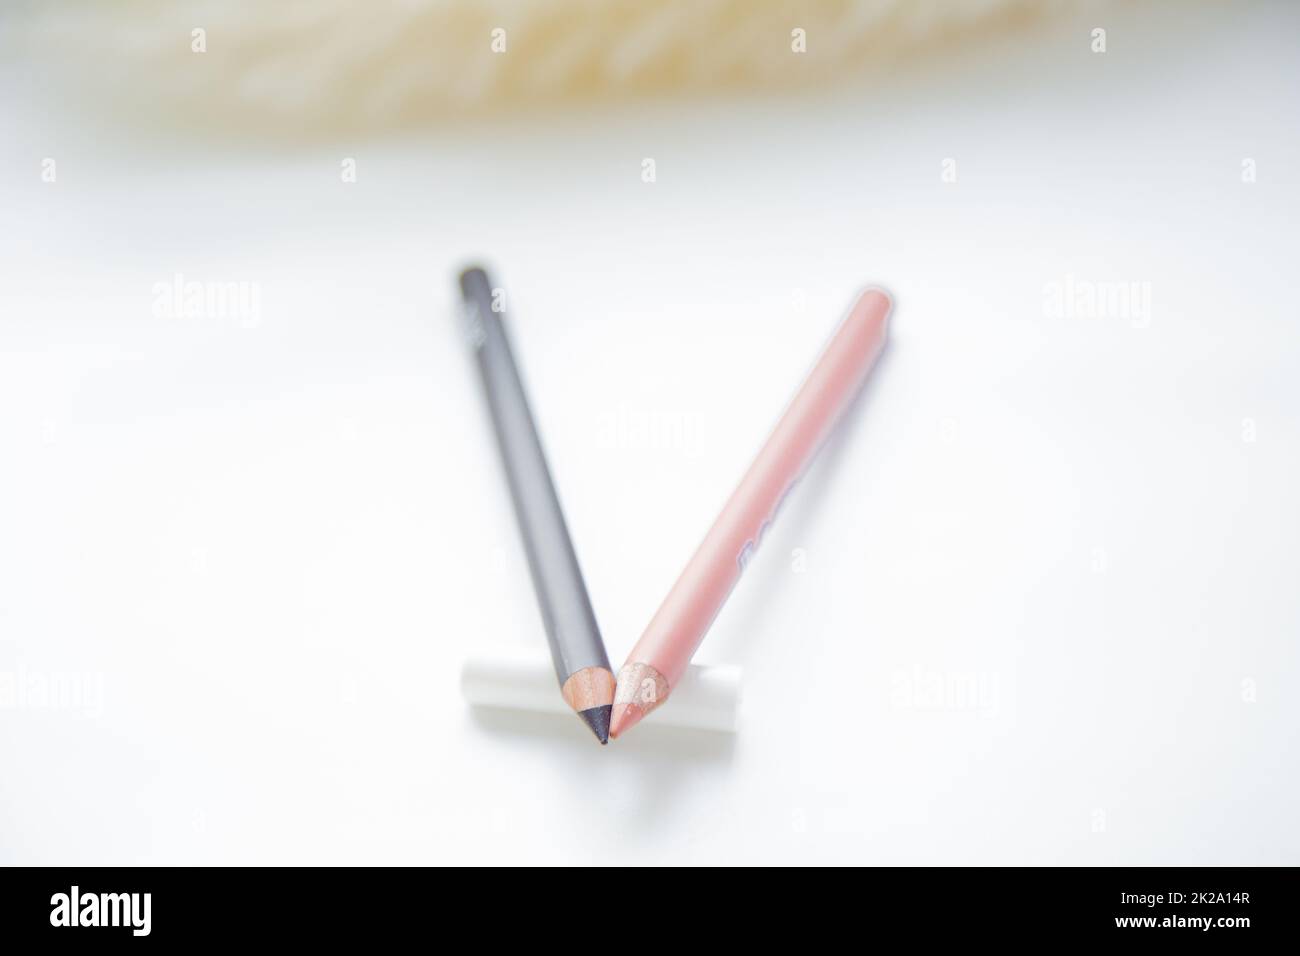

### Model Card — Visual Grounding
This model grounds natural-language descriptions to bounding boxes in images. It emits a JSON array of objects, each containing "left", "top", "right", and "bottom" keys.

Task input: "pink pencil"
[{"left": 610, "top": 288, "right": 893, "bottom": 738}]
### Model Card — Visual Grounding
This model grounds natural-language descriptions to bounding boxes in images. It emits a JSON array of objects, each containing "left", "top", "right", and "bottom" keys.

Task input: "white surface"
[
  {"left": 461, "top": 649, "right": 740, "bottom": 732},
  {"left": 1, "top": 3, "right": 1298, "bottom": 864}
]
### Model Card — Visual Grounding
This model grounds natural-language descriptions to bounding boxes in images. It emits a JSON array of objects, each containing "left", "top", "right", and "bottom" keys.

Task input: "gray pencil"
[{"left": 459, "top": 266, "right": 615, "bottom": 744}]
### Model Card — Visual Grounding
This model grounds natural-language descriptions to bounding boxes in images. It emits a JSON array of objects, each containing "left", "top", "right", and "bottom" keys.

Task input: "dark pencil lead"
[{"left": 578, "top": 704, "right": 612, "bottom": 745}]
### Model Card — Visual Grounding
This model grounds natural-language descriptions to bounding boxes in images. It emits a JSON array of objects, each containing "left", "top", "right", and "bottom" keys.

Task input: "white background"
[{"left": 2, "top": 3, "right": 1298, "bottom": 864}]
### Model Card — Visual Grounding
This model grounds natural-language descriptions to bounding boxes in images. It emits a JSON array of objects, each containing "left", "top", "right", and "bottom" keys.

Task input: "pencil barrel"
[
  {"left": 627, "top": 289, "right": 891, "bottom": 687},
  {"left": 461, "top": 268, "right": 611, "bottom": 685}
]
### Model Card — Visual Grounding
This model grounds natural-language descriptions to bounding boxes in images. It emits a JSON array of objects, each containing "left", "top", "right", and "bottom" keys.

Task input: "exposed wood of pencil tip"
[
  {"left": 560, "top": 666, "right": 616, "bottom": 713},
  {"left": 609, "top": 662, "right": 670, "bottom": 739},
  {"left": 563, "top": 666, "right": 616, "bottom": 744}
]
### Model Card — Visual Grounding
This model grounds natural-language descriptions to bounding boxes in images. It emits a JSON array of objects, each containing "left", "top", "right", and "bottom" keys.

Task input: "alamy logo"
[
  {"left": 151, "top": 272, "right": 261, "bottom": 327},
  {"left": 1043, "top": 274, "right": 1151, "bottom": 328},
  {"left": 50, "top": 886, "right": 151, "bottom": 936}
]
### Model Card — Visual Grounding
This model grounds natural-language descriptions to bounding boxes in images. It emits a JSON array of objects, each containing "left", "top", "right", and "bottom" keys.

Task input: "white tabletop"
[{"left": 1, "top": 3, "right": 1296, "bottom": 864}]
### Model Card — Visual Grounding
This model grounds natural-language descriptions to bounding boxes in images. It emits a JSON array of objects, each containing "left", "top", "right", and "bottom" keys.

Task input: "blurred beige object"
[{"left": 9, "top": 0, "right": 1089, "bottom": 133}]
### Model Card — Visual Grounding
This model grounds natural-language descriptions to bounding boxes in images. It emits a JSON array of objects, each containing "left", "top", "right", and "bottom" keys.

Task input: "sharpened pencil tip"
[
  {"left": 610, "top": 662, "right": 669, "bottom": 739},
  {"left": 578, "top": 705, "right": 612, "bottom": 745},
  {"left": 608, "top": 702, "right": 643, "bottom": 739}
]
